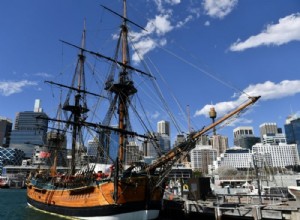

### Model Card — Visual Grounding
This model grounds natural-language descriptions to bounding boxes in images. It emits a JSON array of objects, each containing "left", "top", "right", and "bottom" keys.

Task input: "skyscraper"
[
  {"left": 9, "top": 99, "right": 48, "bottom": 158},
  {"left": 233, "top": 126, "right": 260, "bottom": 150},
  {"left": 157, "top": 120, "right": 170, "bottom": 154},
  {"left": 190, "top": 145, "right": 217, "bottom": 174},
  {"left": 157, "top": 120, "right": 170, "bottom": 136},
  {"left": 259, "top": 123, "right": 278, "bottom": 140},
  {"left": 0, "top": 117, "right": 12, "bottom": 148},
  {"left": 284, "top": 115, "right": 300, "bottom": 156},
  {"left": 210, "top": 134, "right": 228, "bottom": 156}
]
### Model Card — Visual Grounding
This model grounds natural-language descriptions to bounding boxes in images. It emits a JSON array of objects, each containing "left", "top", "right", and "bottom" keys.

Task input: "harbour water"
[
  {"left": 0, "top": 189, "right": 70, "bottom": 220},
  {"left": 0, "top": 189, "right": 189, "bottom": 220}
]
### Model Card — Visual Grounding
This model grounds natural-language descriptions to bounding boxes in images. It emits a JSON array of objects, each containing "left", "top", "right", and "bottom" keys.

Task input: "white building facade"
[
  {"left": 252, "top": 143, "right": 299, "bottom": 168},
  {"left": 190, "top": 145, "right": 217, "bottom": 174},
  {"left": 217, "top": 147, "right": 252, "bottom": 169}
]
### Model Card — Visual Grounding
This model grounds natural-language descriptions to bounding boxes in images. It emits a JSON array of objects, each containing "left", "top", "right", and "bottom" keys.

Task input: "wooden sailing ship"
[{"left": 26, "top": 1, "right": 260, "bottom": 219}]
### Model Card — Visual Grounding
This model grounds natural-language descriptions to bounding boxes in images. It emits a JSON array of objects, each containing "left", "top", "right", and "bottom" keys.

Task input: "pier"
[{"left": 162, "top": 193, "right": 300, "bottom": 219}]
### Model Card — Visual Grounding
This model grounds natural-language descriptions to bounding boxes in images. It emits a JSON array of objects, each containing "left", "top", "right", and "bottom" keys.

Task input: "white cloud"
[
  {"left": 130, "top": 13, "right": 174, "bottom": 62},
  {"left": 195, "top": 80, "right": 300, "bottom": 117},
  {"left": 165, "top": 0, "right": 181, "bottom": 5},
  {"left": 152, "top": 14, "right": 174, "bottom": 36},
  {"left": 230, "top": 13, "right": 300, "bottom": 51},
  {"left": 130, "top": 1, "right": 196, "bottom": 62},
  {"left": 204, "top": 21, "right": 210, "bottom": 26},
  {"left": 176, "top": 15, "right": 193, "bottom": 28},
  {"left": 34, "top": 72, "right": 53, "bottom": 78},
  {"left": 154, "top": 0, "right": 181, "bottom": 13},
  {"left": 132, "top": 37, "right": 157, "bottom": 62},
  {"left": 0, "top": 80, "right": 38, "bottom": 96},
  {"left": 203, "top": 0, "right": 238, "bottom": 19}
]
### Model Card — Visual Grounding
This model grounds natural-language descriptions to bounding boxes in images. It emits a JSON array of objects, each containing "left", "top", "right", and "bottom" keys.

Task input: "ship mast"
[
  {"left": 105, "top": 0, "right": 137, "bottom": 170},
  {"left": 62, "top": 21, "right": 89, "bottom": 175}
]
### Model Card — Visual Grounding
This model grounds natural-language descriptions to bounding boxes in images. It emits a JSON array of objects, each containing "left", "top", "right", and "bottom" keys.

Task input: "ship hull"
[
  {"left": 28, "top": 199, "right": 160, "bottom": 220},
  {"left": 27, "top": 176, "right": 163, "bottom": 220}
]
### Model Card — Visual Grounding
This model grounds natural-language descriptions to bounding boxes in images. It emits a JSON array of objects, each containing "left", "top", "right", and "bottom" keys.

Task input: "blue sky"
[{"left": 0, "top": 0, "right": 300, "bottom": 146}]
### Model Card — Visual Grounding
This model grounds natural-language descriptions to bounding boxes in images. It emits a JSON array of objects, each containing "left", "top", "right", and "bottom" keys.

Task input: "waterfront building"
[
  {"left": 0, "top": 117, "right": 12, "bottom": 148},
  {"left": 190, "top": 145, "right": 217, "bottom": 174},
  {"left": 210, "top": 134, "right": 228, "bottom": 156},
  {"left": 9, "top": 99, "right": 48, "bottom": 158},
  {"left": 252, "top": 143, "right": 299, "bottom": 168},
  {"left": 284, "top": 114, "right": 300, "bottom": 156},
  {"left": 0, "top": 147, "right": 25, "bottom": 174},
  {"left": 233, "top": 126, "right": 260, "bottom": 150},
  {"left": 217, "top": 147, "right": 252, "bottom": 169}
]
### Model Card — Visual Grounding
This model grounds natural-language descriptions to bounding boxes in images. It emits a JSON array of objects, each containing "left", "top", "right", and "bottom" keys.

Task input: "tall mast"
[
  {"left": 63, "top": 20, "right": 89, "bottom": 175},
  {"left": 115, "top": 0, "right": 137, "bottom": 168}
]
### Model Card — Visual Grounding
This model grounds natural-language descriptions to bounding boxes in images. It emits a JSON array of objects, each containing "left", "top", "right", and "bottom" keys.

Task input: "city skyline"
[
  {"left": 1, "top": 98, "right": 297, "bottom": 148},
  {"left": 0, "top": 1, "right": 300, "bottom": 145}
]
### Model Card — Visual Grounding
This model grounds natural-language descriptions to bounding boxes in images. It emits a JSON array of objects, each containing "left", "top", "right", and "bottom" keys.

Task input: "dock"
[{"left": 162, "top": 193, "right": 300, "bottom": 219}]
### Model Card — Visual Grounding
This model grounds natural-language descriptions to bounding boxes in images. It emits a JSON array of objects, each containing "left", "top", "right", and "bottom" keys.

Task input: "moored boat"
[{"left": 26, "top": 1, "right": 260, "bottom": 219}]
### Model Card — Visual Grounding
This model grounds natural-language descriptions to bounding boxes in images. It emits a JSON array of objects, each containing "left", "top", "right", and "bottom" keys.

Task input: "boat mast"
[
  {"left": 63, "top": 21, "right": 89, "bottom": 175},
  {"left": 113, "top": 0, "right": 137, "bottom": 169}
]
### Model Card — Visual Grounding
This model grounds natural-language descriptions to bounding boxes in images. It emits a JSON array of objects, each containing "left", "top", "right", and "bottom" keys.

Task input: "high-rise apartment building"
[
  {"left": 259, "top": 123, "right": 287, "bottom": 145},
  {"left": 285, "top": 115, "right": 300, "bottom": 146},
  {"left": 233, "top": 126, "right": 260, "bottom": 150},
  {"left": 157, "top": 120, "right": 170, "bottom": 136},
  {"left": 143, "top": 132, "right": 162, "bottom": 158},
  {"left": 190, "top": 145, "right": 217, "bottom": 174},
  {"left": 173, "top": 134, "right": 189, "bottom": 163},
  {"left": 210, "top": 134, "right": 228, "bottom": 156},
  {"left": 9, "top": 99, "right": 48, "bottom": 158},
  {"left": 156, "top": 120, "right": 171, "bottom": 154},
  {"left": 173, "top": 134, "right": 185, "bottom": 148},
  {"left": 0, "top": 117, "right": 12, "bottom": 148},
  {"left": 259, "top": 123, "right": 278, "bottom": 139}
]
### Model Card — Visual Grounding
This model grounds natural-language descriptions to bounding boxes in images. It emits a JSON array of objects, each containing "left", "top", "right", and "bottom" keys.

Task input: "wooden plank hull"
[{"left": 27, "top": 176, "right": 163, "bottom": 219}]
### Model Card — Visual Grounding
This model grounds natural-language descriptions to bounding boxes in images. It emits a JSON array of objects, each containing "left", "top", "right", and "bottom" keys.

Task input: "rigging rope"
[
  {"left": 154, "top": 42, "right": 252, "bottom": 99},
  {"left": 128, "top": 35, "right": 183, "bottom": 134}
]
